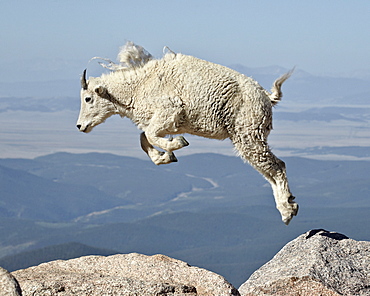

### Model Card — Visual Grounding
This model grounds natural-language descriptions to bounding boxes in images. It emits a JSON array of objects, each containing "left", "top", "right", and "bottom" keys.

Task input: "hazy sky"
[{"left": 1, "top": 1, "right": 370, "bottom": 81}]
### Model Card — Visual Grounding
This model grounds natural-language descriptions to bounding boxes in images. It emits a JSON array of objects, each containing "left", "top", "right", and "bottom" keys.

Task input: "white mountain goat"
[{"left": 76, "top": 42, "right": 298, "bottom": 224}]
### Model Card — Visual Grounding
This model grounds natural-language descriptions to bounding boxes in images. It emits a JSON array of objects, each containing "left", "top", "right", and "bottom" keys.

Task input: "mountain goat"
[{"left": 76, "top": 42, "right": 298, "bottom": 224}]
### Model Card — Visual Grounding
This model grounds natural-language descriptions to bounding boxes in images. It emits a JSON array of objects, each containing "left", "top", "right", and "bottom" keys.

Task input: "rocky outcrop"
[
  {"left": 4, "top": 229, "right": 370, "bottom": 295},
  {"left": 12, "top": 253, "right": 239, "bottom": 296},
  {"left": 0, "top": 267, "right": 22, "bottom": 296},
  {"left": 239, "top": 229, "right": 370, "bottom": 296}
]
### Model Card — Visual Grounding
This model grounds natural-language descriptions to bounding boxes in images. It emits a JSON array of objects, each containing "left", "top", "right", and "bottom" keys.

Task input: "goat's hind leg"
[
  {"left": 232, "top": 136, "right": 298, "bottom": 224},
  {"left": 268, "top": 160, "right": 299, "bottom": 225},
  {"left": 140, "top": 132, "right": 178, "bottom": 165}
]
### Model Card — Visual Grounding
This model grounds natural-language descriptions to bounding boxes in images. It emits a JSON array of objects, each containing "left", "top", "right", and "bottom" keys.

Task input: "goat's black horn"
[{"left": 81, "top": 69, "right": 88, "bottom": 90}]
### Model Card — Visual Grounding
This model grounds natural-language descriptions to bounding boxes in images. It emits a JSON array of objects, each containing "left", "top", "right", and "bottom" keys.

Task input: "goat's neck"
[{"left": 102, "top": 71, "right": 137, "bottom": 114}]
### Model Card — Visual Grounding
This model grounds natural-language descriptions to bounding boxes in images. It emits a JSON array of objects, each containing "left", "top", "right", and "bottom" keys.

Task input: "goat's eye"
[{"left": 85, "top": 97, "right": 92, "bottom": 103}]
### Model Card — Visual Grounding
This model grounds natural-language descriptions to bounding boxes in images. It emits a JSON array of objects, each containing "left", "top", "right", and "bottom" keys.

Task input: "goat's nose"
[{"left": 76, "top": 124, "right": 82, "bottom": 130}]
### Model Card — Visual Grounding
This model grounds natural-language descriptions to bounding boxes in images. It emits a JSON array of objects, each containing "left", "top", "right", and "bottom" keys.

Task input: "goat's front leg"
[
  {"left": 141, "top": 108, "right": 189, "bottom": 164},
  {"left": 145, "top": 131, "right": 189, "bottom": 153},
  {"left": 144, "top": 117, "right": 189, "bottom": 152},
  {"left": 140, "top": 132, "right": 178, "bottom": 165}
]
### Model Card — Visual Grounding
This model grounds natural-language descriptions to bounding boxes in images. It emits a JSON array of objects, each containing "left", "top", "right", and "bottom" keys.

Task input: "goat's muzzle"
[{"left": 76, "top": 124, "right": 89, "bottom": 132}]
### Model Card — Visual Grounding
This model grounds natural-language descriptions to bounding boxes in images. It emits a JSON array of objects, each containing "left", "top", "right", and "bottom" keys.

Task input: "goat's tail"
[{"left": 269, "top": 68, "right": 294, "bottom": 106}]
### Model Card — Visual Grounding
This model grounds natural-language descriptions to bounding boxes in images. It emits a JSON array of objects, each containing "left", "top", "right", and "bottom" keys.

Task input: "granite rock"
[
  {"left": 239, "top": 229, "right": 370, "bottom": 296},
  {"left": 0, "top": 266, "right": 22, "bottom": 296},
  {"left": 13, "top": 253, "right": 239, "bottom": 296}
]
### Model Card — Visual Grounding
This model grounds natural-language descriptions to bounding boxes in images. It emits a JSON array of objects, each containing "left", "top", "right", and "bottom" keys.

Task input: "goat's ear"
[{"left": 94, "top": 86, "right": 109, "bottom": 98}]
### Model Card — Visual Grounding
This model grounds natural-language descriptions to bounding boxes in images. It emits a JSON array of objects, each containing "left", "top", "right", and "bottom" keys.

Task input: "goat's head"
[{"left": 76, "top": 69, "right": 117, "bottom": 133}]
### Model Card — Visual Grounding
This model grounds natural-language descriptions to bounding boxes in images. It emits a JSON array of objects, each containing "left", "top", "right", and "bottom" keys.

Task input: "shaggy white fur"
[{"left": 77, "top": 42, "right": 298, "bottom": 224}]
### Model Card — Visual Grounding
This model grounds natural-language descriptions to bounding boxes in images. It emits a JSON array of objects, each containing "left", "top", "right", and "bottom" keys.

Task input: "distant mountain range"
[
  {"left": 0, "top": 152, "right": 369, "bottom": 286},
  {"left": 1, "top": 152, "right": 369, "bottom": 223}
]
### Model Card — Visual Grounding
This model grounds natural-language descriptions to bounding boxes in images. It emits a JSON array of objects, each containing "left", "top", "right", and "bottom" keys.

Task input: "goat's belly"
[
  {"left": 192, "top": 130, "right": 229, "bottom": 140},
  {"left": 179, "top": 107, "right": 230, "bottom": 139},
  {"left": 181, "top": 122, "right": 229, "bottom": 140}
]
